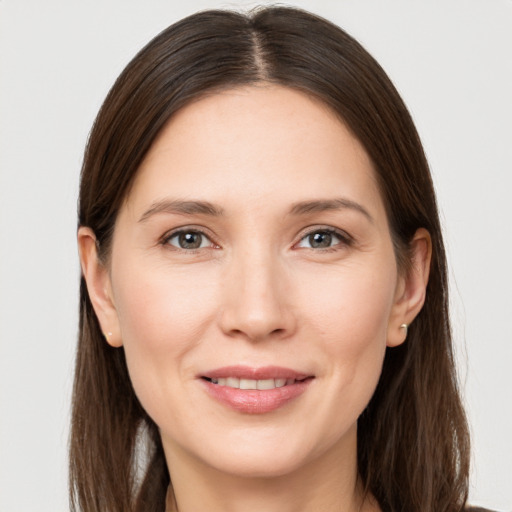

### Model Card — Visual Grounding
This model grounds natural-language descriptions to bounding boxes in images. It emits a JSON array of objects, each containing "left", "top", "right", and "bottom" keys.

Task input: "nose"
[{"left": 218, "top": 249, "right": 297, "bottom": 342}]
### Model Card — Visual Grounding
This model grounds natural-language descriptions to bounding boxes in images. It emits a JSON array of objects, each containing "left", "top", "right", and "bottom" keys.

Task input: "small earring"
[
  {"left": 400, "top": 323, "right": 408, "bottom": 338},
  {"left": 104, "top": 331, "right": 113, "bottom": 343}
]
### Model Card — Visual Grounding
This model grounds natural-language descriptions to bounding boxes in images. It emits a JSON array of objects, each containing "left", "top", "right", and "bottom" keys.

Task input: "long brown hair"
[{"left": 71, "top": 6, "right": 470, "bottom": 511}]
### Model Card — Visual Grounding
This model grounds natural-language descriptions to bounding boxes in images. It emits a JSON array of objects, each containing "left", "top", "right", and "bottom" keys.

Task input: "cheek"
[
  {"left": 110, "top": 261, "right": 219, "bottom": 417},
  {"left": 114, "top": 260, "right": 219, "bottom": 348},
  {"left": 304, "top": 260, "right": 396, "bottom": 343},
  {"left": 301, "top": 260, "right": 396, "bottom": 395}
]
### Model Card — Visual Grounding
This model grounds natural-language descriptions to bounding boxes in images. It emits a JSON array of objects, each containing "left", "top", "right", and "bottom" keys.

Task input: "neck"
[{"left": 164, "top": 426, "right": 379, "bottom": 512}]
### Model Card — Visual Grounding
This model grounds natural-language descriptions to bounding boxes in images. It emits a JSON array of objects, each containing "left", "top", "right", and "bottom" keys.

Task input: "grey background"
[{"left": 1, "top": 0, "right": 511, "bottom": 510}]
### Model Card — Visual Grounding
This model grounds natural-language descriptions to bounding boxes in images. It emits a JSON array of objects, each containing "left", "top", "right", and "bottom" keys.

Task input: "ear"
[
  {"left": 78, "top": 227, "right": 122, "bottom": 347},
  {"left": 387, "top": 228, "right": 432, "bottom": 347}
]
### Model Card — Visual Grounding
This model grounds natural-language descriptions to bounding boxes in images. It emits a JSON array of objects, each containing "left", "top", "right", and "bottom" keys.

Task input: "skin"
[{"left": 79, "top": 85, "right": 431, "bottom": 512}]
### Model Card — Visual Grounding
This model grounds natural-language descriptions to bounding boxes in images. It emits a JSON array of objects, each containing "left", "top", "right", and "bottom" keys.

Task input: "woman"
[{"left": 71, "top": 6, "right": 491, "bottom": 512}]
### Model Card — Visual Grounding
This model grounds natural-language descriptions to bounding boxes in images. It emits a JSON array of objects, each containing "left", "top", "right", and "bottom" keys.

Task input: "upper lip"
[{"left": 200, "top": 365, "right": 312, "bottom": 381}]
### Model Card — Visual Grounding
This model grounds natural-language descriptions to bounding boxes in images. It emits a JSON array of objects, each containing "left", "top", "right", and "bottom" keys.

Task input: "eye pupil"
[
  {"left": 179, "top": 232, "right": 202, "bottom": 249},
  {"left": 309, "top": 232, "right": 332, "bottom": 248}
]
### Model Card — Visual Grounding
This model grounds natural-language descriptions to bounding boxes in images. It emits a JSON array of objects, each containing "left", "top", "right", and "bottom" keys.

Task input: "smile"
[
  {"left": 205, "top": 377, "right": 304, "bottom": 389},
  {"left": 200, "top": 366, "right": 314, "bottom": 414}
]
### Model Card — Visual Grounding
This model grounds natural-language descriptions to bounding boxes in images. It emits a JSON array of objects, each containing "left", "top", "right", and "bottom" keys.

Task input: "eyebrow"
[
  {"left": 138, "top": 199, "right": 224, "bottom": 222},
  {"left": 138, "top": 197, "right": 373, "bottom": 223},
  {"left": 289, "top": 198, "right": 374, "bottom": 223}
]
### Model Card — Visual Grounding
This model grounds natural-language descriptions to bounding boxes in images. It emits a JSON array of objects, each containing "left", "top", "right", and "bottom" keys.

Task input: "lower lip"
[{"left": 201, "top": 379, "right": 312, "bottom": 414}]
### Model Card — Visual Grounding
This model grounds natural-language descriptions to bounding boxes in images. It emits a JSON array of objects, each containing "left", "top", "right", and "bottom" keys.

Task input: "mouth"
[
  {"left": 200, "top": 366, "right": 314, "bottom": 414},
  {"left": 202, "top": 376, "right": 309, "bottom": 390}
]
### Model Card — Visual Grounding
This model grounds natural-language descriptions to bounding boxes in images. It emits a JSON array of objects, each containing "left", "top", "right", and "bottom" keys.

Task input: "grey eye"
[
  {"left": 308, "top": 231, "right": 333, "bottom": 248},
  {"left": 167, "top": 231, "right": 211, "bottom": 250},
  {"left": 297, "top": 230, "right": 345, "bottom": 249}
]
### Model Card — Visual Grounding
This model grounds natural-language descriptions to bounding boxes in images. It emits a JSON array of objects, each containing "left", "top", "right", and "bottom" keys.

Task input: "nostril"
[{"left": 218, "top": 296, "right": 297, "bottom": 342}]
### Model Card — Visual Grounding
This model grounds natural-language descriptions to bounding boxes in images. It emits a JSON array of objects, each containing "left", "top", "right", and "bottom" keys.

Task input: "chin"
[
  {"left": 163, "top": 423, "right": 317, "bottom": 480},
  {"left": 207, "top": 448, "right": 310, "bottom": 479},
  {"left": 192, "top": 424, "right": 348, "bottom": 480}
]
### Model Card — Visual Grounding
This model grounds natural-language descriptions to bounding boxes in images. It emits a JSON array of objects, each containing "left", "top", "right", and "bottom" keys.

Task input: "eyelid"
[
  {"left": 159, "top": 224, "right": 353, "bottom": 251},
  {"left": 160, "top": 225, "right": 219, "bottom": 249},
  {"left": 293, "top": 225, "right": 354, "bottom": 249}
]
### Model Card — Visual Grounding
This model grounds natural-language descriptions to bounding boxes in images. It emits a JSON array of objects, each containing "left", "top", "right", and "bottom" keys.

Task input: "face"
[{"left": 91, "top": 86, "right": 413, "bottom": 479}]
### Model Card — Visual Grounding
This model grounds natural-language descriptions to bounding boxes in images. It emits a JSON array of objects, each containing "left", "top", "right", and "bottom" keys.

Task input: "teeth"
[
  {"left": 240, "top": 378, "right": 257, "bottom": 389},
  {"left": 226, "top": 377, "right": 239, "bottom": 388},
  {"left": 210, "top": 377, "right": 296, "bottom": 389},
  {"left": 256, "top": 379, "right": 275, "bottom": 390}
]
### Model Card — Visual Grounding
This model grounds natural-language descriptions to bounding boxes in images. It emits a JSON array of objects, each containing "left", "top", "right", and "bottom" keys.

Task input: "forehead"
[{"left": 124, "top": 85, "right": 384, "bottom": 220}]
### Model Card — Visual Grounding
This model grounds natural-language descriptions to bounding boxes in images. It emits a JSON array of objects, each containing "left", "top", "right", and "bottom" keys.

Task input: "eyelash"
[
  {"left": 161, "top": 228, "right": 218, "bottom": 252},
  {"left": 160, "top": 226, "right": 353, "bottom": 253},
  {"left": 294, "top": 227, "right": 353, "bottom": 252}
]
